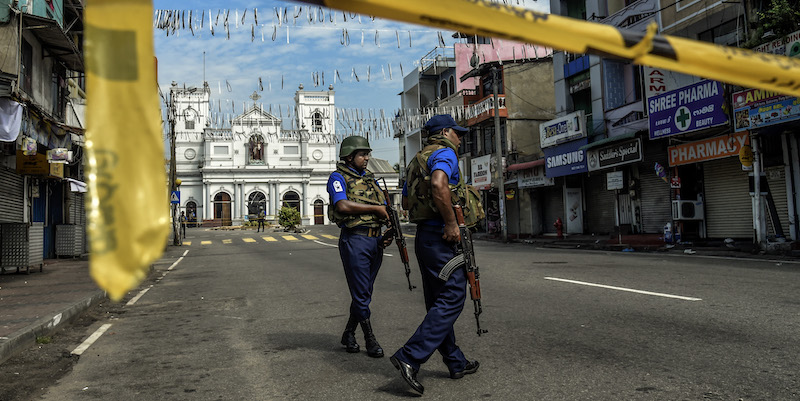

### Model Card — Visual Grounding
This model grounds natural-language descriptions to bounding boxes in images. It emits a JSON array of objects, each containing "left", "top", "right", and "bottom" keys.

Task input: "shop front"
[
  {"left": 584, "top": 136, "right": 643, "bottom": 235},
  {"left": 544, "top": 138, "right": 588, "bottom": 234}
]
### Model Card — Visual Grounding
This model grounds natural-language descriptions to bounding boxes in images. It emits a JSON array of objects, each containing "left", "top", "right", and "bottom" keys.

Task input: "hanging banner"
[
  {"left": 471, "top": 154, "right": 492, "bottom": 190},
  {"left": 648, "top": 80, "right": 728, "bottom": 139},
  {"left": 85, "top": 0, "right": 169, "bottom": 301},
  {"left": 668, "top": 131, "right": 749, "bottom": 166},
  {"left": 732, "top": 88, "right": 800, "bottom": 132},
  {"left": 297, "top": 0, "right": 800, "bottom": 98}
]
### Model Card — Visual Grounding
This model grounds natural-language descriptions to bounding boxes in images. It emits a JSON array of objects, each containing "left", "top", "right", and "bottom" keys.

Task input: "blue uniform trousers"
[
  {"left": 338, "top": 229, "right": 383, "bottom": 321},
  {"left": 393, "top": 226, "right": 468, "bottom": 373}
]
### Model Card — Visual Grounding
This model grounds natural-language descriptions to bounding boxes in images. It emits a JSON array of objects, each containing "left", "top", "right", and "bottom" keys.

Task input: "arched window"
[
  {"left": 312, "top": 111, "right": 323, "bottom": 132},
  {"left": 282, "top": 190, "right": 301, "bottom": 213},
  {"left": 440, "top": 80, "right": 448, "bottom": 99},
  {"left": 247, "top": 191, "right": 267, "bottom": 216},
  {"left": 248, "top": 134, "right": 265, "bottom": 164},
  {"left": 449, "top": 76, "right": 456, "bottom": 96}
]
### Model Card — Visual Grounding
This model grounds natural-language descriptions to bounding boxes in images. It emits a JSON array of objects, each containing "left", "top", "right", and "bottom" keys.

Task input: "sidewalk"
[{"left": 0, "top": 257, "right": 106, "bottom": 365}]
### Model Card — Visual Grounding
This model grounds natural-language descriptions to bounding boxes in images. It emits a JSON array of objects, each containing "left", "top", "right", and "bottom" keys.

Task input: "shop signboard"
[
  {"left": 668, "top": 131, "right": 749, "bottom": 166},
  {"left": 471, "top": 154, "right": 492, "bottom": 190},
  {"left": 518, "top": 165, "right": 554, "bottom": 188},
  {"left": 587, "top": 138, "right": 642, "bottom": 171},
  {"left": 16, "top": 150, "right": 63, "bottom": 177},
  {"left": 732, "top": 88, "right": 800, "bottom": 132},
  {"left": 648, "top": 80, "right": 728, "bottom": 139},
  {"left": 606, "top": 171, "right": 624, "bottom": 190},
  {"left": 540, "top": 110, "right": 586, "bottom": 149},
  {"left": 544, "top": 138, "right": 588, "bottom": 178}
]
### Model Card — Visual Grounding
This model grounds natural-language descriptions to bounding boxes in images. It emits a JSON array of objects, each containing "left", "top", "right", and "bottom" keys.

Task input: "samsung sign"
[
  {"left": 544, "top": 138, "right": 588, "bottom": 178},
  {"left": 540, "top": 110, "right": 586, "bottom": 149}
]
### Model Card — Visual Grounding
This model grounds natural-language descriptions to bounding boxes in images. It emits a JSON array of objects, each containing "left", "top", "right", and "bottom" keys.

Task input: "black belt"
[{"left": 343, "top": 226, "right": 381, "bottom": 237}]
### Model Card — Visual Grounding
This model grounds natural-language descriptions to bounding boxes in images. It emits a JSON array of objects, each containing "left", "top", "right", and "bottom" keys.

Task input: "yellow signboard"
[{"left": 298, "top": 0, "right": 800, "bottom": 98}]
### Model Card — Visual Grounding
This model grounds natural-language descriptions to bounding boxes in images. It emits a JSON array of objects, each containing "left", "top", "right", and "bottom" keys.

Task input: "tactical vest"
[
  {"left": 405, "top": 135, "right": 486, "bottom": 228},
  {"left": 328, "top": 162, "right": 387, "bottom": 228}
]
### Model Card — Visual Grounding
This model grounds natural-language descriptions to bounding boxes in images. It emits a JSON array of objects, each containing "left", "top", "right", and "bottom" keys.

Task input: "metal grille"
[{"left": 1, "top": 223, "right": 29, "bottom": 267}]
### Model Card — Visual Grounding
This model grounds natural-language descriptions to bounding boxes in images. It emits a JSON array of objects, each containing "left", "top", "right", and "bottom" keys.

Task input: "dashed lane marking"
[
  {"left": 201, "top": 241, "right": 212, "bottom": 245},
  {"left": 184, "top": 241, "right": 192, "bottom": 246},
  {"left": 72, "top": 323, "right": 113, "bottom": 356},
  {"left": 321, "top": 234, "right": 338, "bottom": 240},
  {"left": 544, "top": 277, "right": 702, "bottom": 301},
  {"left": 223, "top": 239, "right": 232, "bottom": 244}
]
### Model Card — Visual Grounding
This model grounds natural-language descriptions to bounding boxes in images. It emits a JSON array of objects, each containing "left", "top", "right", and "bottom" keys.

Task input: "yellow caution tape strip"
[{"left": 299, "top": 0, "right": 800, "bottom": 97}]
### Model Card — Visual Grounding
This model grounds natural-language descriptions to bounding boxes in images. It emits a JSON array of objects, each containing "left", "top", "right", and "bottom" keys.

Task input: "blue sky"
[{"left": 153, "top": 0, "right": 547, "bottom": 164}]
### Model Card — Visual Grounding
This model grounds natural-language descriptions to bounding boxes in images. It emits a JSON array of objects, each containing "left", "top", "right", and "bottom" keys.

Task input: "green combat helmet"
[{"left": 339, "top": 135, "right": 372, "bottom": 159}]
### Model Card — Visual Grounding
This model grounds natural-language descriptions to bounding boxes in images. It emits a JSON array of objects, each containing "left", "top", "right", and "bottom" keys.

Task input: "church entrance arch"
[
  {"left": 213, "top": 192, "right": 232, "bottom": 226},
  {"left": 282, "top": 191, "right": 301, "bottom": 214},
  {"left": 186, "top": 201, "right": 198, "bottom": 227},
  {"left": 248, "top": 191, "right": 267, "bottom": 218},
  {"left": 313, "top": 199, "right": 324, "bottom": 225}
]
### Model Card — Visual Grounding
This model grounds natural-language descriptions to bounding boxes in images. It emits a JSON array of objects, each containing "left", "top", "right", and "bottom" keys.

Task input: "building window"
[
  {"left": 284, "top": 146, "right": 299, "bottom": 155},
  {"left": 603, "top": 60, "right": 642, "bottom": 110},
  {"left": 185, "top": 120, "right": 195, "bottom": 129},
  {"left": 697, "top": 17, "right": 745, "bottom": 47},
  {"left": 312, "top": 112, "right": 323, "bottom": 132},
  {"left": 449, "top": 76, "right": 456, "bottom": 95},
  {"left": 440, "top": 80, "right": 449, "bottom": 99},
  {"left": 21, "top": 39, "right": 33, "bottom": 94}
]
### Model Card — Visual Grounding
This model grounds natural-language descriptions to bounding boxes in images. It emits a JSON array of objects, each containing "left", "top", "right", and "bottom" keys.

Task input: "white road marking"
[
  {"left": 72, "top": 323, "right": 113, "bottom": 355},
  {"left": 544, "top": 277, "right": 702, "bottom": 301},
  {"left": 126, "top": 285, "right": 152, "bottom": 306},
  {"left": 128, "top": 251, "right": 189, "bottom": 305}
]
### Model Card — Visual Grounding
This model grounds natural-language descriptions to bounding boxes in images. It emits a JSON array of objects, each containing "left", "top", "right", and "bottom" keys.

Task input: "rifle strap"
[{"left": 438, "top": 253, "right": 465, "bottom": 281}]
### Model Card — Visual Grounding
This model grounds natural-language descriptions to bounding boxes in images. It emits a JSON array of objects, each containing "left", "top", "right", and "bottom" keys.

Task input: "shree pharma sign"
[{"left": 647, "top": 80, "right": 729, "bottom": 139}]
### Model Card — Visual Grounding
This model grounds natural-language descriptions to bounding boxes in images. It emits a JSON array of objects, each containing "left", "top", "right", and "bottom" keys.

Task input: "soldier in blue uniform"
[
  {"left": 327, "top": 136, "right": 390, "bottom": 358},
  {"left": 390, "top": 115, "right": 480, "bottom": 394}
]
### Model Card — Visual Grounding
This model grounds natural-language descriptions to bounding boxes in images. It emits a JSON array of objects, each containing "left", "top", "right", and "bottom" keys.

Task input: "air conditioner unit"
[{"left": 672, "top": 200, "right": 704, "bottom": 220}]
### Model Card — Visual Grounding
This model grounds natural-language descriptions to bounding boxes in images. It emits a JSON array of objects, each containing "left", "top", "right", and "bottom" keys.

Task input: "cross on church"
[{"left": 250, "top": 91, "right": 262, "bottom": 104}]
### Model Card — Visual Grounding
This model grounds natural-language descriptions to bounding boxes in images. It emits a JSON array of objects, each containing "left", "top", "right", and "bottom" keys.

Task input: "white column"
[{"left": 203, "top": 181, "right": 208, "bottom": 219}]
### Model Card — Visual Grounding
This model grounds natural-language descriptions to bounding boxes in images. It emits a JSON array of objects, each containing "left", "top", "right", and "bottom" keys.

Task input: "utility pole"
[
  {"left": 169, "top": 90, "right": 180, "bottom": 245},
  {"left": 492, "top": 65, "right": 507, "bottom": 242}
]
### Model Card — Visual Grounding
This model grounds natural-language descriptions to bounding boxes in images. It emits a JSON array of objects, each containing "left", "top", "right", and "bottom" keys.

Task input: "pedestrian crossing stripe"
[
  {"left": 184, "top": 241, "right": 191, "bottom": 246},
  {"left": 222, "top": 239, "right": 232, "bottom": 244},
  {"left": 243, "top": 238, "right": 256, "bottom": 243},
  {"left": 201, "top": 241, "right": 212, "bottom": 245},
  {"left": 321, "top": 234, "right": 338, "bottom": 240},
  {"left": 283, "top": 235, "right": 298, "bottom": 241},
  {"left": 301, "top": 234, "right": 318, "bottom": 240},
  {"left": 262, "top": 236, "right": 277, "bottom": 242}
]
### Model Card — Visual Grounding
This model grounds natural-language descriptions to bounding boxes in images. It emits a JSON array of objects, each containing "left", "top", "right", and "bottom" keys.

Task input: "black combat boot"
[
  {"left": 359, "top": 319, "right": 384, "bottom": 358},
  {"left": 341, "top": 315, "right": 360, "bottom": 353}
]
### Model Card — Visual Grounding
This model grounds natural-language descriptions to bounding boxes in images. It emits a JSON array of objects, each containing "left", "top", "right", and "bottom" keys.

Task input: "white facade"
[{"left": 172, "top": 83, "right": 338, "bottom": 226}]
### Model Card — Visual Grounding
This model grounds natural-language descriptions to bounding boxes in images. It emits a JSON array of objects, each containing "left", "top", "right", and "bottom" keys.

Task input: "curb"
[{"left": 0, "top": 290, "right": 107, "bottom": 365}]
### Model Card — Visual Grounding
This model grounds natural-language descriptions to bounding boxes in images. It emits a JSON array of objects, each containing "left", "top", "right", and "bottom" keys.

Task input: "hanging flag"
[{"left": 84, "top": 0, "right": 168, "bottom": 301}]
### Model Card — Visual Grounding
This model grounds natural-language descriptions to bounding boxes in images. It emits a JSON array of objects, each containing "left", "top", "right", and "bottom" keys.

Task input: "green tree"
[{"left": 278, "top": 206, "right": 301, "bottom": 230}]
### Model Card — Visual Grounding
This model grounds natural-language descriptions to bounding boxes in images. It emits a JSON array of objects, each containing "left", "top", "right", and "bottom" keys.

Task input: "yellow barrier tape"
[
  {"left": 85, "top": 0, "right": 169, "bottom": 301},
  {"left": 299, "top": 0, "right": 800, "bottom": 97}
]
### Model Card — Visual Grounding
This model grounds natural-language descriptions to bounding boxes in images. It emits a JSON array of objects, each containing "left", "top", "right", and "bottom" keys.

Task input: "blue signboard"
[
  {"left": 170, "top": 191, "right": 180, "bottom": 204},
  {"left": 544, "top": 138, "right": 588, "bottom": 178},
  {"left": 648, "top": 80, "right": 728, "bottom": 139},
  {"left": 732, "top": 88, "right": 800, "bottom": 132}
]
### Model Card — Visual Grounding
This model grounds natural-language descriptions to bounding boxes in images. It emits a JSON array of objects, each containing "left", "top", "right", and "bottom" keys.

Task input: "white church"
[{"left": 171, "top": 82, "right": 399, "bottom": 227}]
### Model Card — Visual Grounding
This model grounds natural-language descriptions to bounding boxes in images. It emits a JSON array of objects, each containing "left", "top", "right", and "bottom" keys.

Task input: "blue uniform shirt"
[{"left": 403, "top": 148, "right": 459, "bottom": 226}]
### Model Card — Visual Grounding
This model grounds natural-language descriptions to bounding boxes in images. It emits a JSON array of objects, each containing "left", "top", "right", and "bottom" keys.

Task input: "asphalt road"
[{"left": 34, "top": 225, "right": 800, "bottom": 400}]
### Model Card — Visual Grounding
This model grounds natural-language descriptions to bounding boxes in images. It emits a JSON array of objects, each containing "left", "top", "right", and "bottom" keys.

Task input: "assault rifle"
[
  {"left": 379, "top": 179, "right": 415, "bottom": 291},
  {"left": 453, "top": 205, "right": 487, "bottom": 336}
]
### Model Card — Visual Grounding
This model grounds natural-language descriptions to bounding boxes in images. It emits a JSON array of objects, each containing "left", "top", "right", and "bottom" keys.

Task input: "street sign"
[{"left": 170, "top": 191, "right": 180, "bottom": 204}]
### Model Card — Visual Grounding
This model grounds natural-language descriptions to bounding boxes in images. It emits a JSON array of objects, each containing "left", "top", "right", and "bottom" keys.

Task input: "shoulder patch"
[{"left": 333, "top": 180, "right": 344, "bottom": 192}]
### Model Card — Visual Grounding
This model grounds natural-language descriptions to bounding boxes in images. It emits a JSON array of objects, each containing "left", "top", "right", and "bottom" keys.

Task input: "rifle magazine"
[{"left": 438, "top": 253, "right": 465, "bottom": 281}]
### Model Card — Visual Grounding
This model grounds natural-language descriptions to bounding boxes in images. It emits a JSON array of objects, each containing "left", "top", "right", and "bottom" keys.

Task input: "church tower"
[{"left": 171, "top": 81, "right": 211, "bottom": 224}]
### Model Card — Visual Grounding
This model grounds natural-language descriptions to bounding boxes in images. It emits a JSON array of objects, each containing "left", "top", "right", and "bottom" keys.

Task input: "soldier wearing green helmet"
[{"left": 326, "top": 135, "right": 390, "bottom": 358}]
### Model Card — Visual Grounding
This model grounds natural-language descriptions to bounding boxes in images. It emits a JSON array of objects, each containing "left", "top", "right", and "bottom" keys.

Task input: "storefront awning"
[
  {"left": 506, "top": 158, "right": 545, "bottom": 171},
  {"left": 579, "top": 131, "right": 638, "bottom": 151}
]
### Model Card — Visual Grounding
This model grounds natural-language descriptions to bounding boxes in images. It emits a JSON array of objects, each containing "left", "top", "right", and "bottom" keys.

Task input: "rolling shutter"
[
  {"left": 0, "top": 168, "right": 24, "bottom": 223},
  {"left": 703, "top": 157, "right": 752, "bottom": 239},
  {"left": 584, "top": 172, "right": 616, "bottom": 235},
  {"left": 638, "top": 142, "right": 671, "bottom": 234},
  {"left": 541, "top": 182, "right": 564, "bottom": 234}
]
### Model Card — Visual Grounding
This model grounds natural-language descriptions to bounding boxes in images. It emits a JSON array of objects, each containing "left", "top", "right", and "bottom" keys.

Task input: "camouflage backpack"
[{"left": 406, "top": 135, "right": 485, "bottom": 228}]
